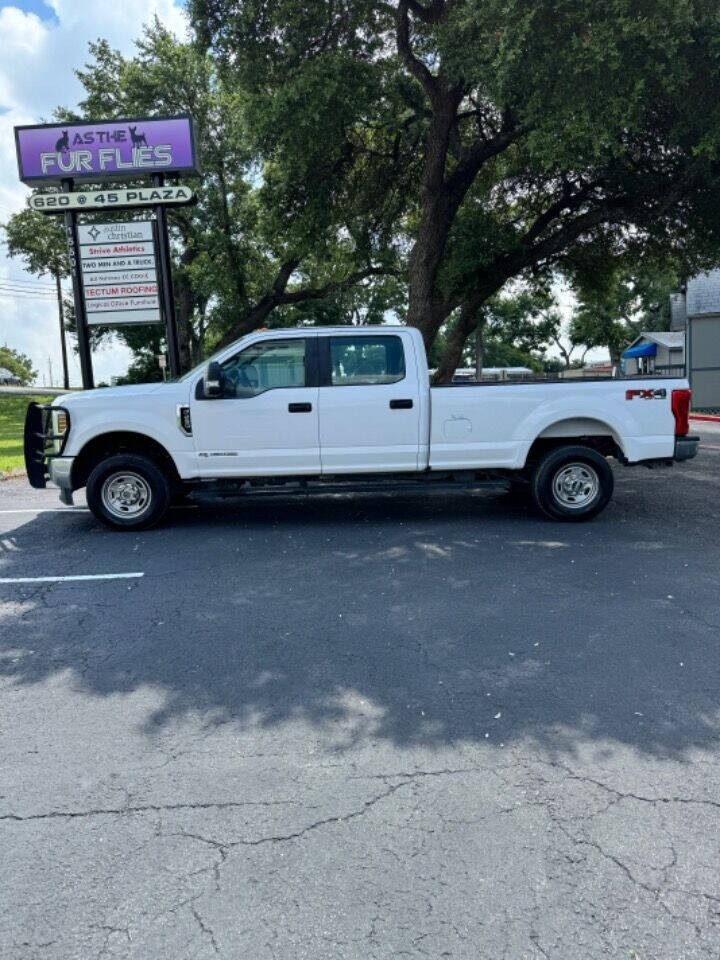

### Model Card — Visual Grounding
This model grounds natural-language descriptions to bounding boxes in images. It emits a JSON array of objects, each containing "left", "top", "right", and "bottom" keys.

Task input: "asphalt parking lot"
[{"left": 1, "top": 423, "right": 719, "bottom": 960}]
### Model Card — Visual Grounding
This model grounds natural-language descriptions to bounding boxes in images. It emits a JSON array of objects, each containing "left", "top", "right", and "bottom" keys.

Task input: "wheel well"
[
  {"left": 71, "top": 432, "right": 180, "bottom": 490},
  {"left": 524, "top": 434, "right": 622, "bottom": 470}
]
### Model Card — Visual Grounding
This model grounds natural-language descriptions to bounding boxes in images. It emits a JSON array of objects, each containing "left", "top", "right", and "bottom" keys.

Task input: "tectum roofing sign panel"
[{"left": 15, "top": 115, "right": 198, "bottom": 184}]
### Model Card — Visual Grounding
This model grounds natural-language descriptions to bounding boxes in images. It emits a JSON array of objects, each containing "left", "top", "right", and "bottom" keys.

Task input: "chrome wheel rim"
[
  {"left": 101, "top": 471, "right": 152, "bottom": 519},
  {"left": 552, "top": 462, "right": 599, "bottom": 509}
]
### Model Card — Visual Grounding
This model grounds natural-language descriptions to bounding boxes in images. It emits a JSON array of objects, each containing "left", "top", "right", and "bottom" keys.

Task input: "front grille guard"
[{"left": 23, "top": 402, "right": 69, "bottom": 489}]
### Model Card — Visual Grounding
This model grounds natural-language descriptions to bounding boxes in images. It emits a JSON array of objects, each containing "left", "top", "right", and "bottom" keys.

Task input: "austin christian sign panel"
[{"left": 14, "top": 115, "right": 198, "bottom": 184}]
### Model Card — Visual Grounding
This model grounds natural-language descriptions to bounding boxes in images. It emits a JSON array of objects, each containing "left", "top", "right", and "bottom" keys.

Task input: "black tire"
[
  {"left": 531, "top": 445, "right": 614, "bottom": 522},
  {"left": 86, "top": 453, "right": 171, "bottom": 531}
]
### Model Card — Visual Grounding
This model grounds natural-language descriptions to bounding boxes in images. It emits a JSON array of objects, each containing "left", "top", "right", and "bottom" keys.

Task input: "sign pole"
[
  {"left": 62, "top": 178, "right": 94, "bottom": 389},
  {"left": 152, "top": 173, "right": 181, "bottom": 378}
]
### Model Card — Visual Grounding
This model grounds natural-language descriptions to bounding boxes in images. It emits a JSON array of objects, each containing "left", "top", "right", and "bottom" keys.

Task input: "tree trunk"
[
  {"left": 404, "top": 89, "right": 463, "bottom": 346},
  {"left": 174, "top": 270, "right": 195, "bottom": 371},
  {"left": 54, "top": 269, "right": 69, "bottom": 389},
  {"left": 474, "top": 322, "right": 485, "bottom": 381},
  {"left": 431, "top": 278, "right": 505, "bottom": 383}
]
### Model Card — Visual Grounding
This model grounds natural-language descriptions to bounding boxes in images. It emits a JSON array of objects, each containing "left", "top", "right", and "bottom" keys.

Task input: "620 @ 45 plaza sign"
[{"left": 14, "top": 115, "right": 198, "bottom": 184}]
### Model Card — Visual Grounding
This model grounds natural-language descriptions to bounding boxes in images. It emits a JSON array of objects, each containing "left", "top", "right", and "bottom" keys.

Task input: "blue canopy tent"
[{"left": 622, "top": 342, "right": 657, "bottom": 359}]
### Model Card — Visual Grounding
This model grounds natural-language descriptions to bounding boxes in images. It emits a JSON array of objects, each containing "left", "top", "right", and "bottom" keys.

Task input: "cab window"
[
  {"left": 330, "top": 336, "right": 405, "bottom": 386},
  {"left": 220, "top": 339, "right": 307, "bottom": 398}
]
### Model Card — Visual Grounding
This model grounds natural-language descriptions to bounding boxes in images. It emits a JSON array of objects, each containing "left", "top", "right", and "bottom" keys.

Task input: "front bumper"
[
  {"left": 674, "top": 435, "right": 700, "bottom": 462},
  {"left": 49, "top": 457, "right": 75, "bottom": 504}
]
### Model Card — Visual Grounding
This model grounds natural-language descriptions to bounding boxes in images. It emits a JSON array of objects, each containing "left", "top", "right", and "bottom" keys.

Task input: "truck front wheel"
[
  {"left": 86, "top": 453, "right": 171, "bottom": 530},
  {"left": 531, "top": 445, "right": 614, "bottom": 522}
]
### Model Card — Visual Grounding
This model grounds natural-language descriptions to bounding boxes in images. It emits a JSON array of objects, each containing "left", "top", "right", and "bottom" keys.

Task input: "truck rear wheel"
[
  {"left": 531, "top": 445, "right": 614, "bottom": 522},
  {"left": 86, "top": 453, "right": 171, "bottom": 530}
]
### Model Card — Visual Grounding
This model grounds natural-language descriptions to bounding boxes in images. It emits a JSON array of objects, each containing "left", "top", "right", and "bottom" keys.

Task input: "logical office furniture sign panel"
[
  {"left": 78, "top": 221, "right": 162, "bottom": 326},
  {"left": 15, "top": 115, "right": 198, "bottom": 184}
]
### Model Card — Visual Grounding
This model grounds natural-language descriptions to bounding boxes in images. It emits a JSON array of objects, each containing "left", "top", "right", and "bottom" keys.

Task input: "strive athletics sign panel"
[
  {"left": 78, "top": 221, "right": 162, "bottom": 326},
  {"left": 15, "top": 115, "right": 198, "bottom": 185}
]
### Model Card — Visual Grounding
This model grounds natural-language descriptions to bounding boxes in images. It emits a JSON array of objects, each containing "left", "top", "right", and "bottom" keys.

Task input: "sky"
[{"left": 0, "top": 0, "right": 187, "bottom": 386}]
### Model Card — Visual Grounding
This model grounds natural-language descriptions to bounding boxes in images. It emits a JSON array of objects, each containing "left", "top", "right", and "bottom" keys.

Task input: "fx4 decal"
[{"left": 625, "top": 388, "right": 667, "bottom": 400}]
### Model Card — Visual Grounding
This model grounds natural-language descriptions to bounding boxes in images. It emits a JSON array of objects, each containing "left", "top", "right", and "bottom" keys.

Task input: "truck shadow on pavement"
[{"left": 1, "top": 479, "right": 719, "bottom": 759}]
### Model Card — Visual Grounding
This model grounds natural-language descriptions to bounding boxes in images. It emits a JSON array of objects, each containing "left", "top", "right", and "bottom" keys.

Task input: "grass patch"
[{"left": 0, "top": 395, "right": 50, "bottom": 473}]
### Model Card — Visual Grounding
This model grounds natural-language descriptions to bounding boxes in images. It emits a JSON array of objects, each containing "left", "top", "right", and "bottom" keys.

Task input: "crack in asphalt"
[
  {"left": 0, "top": 798, "right": 299, "bottom": 823},
  {"left": 190, "top": 905, "right": 220, "bottom": 955},
  {"left": 552, "top": 818, "right": 705, "bottom": 938},
  {"left": 0, "top": 767, "right": 483, "bottom": 830},
  {"left": 532, "top": 757, "right": 720, "bottom": 812},
  {"left": 228, "top": 779, "right": 416, "bottom": 848}
]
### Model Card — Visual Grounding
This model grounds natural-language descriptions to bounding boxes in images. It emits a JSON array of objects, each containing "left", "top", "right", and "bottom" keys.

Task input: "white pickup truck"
[{"left": 25, "top": 325, "right": 698, "bottom": 529}]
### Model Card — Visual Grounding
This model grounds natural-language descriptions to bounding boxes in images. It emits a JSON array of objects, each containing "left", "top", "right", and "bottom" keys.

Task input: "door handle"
[
  {"left": 389, "top": 399, "right": 413, "bottom": 409},
  {"left": 288, "top": 402, "right": 313, "bottom": 413}
]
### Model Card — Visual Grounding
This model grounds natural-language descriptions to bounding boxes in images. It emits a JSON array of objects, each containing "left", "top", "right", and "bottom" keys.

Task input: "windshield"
[{"left": 170, "top": 344, "right": 229, "bottom": 383}]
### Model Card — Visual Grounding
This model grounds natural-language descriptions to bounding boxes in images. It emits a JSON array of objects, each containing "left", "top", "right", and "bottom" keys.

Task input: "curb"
[
  {"left": 0, "top": 468, "right": 27, "bottom": 482},
  {"left": 690, "top": 414, "right": 720, "bottom": 423}
]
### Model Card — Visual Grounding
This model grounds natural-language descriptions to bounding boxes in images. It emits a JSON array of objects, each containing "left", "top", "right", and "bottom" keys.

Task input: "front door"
[
  {"left": 190, "top": 337, "right": 320, "bottom": 476},
  {"left": 318, "top": 333, "right": 422, "bottom": 473}
]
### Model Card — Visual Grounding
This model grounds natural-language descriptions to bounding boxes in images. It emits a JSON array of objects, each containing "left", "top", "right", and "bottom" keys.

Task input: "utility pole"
[
  {"left": 62, "top": 178, "right": 94, "bottom": 390},
  {"left": 152, "top": 173, "right": 181, "bottom": 378},
  {"left": 47, "top": 355, "right": 53, "bottom": 388},
  {"left": 53, "top": 267, "right": 70, "bottom": 389}
]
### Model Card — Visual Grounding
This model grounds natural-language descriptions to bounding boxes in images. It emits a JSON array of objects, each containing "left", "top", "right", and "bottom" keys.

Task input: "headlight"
[
  {"left": 49, "top": 407, "right": 70, "bottom": 455},
  {"left": 55, "top": 409, "right": 69, "bottom": 435}
]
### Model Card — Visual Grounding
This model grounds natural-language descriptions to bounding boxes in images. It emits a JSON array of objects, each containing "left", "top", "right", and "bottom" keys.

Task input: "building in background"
[
  {"left": 683, "top": 271, "right": 720, "bottom": 410},
  {"left": 621, "top": 332, "right": 685, "bottom": 376},
  {"left": 619, "top": 272, "right": 720, "bottom": 410}
]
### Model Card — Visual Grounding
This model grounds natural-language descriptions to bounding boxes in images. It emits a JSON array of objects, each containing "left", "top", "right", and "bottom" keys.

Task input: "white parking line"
[
  {"left": 0, "top": 572, "right": 144, "bottom": 584},
  {"left": 0, "top": 505, "right": 197, "bottom": 514},
  {"left": 0, "top": 508, "right": 88, "bottom": 514}
]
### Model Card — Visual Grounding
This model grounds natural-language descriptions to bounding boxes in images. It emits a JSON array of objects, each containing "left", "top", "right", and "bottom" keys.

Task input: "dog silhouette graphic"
[
  {"left": 129, "top": 126, "right": 148, "bottom": 148},
  {"left": 55, "top": 130, "right": 69, "bottom": 153}
]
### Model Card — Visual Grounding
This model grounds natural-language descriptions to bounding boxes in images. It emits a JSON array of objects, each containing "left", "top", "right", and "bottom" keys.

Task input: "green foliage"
[
  {"left": 0, "top": 396, "right": 47, "bottom": 472},
  {"left": 568, "top": 257, "right": 683, "bottom": 361},
  {"left": 0, "top": 346, "right": 36, "bottom": 385},
  {"left": 478, "top": 339, "right": 543, "bottom": 371},
  {"left": 2, "top": 209, "right": 68, "bottom": 278},
  {"left": 193, "top": 0, "right": 720, "bottom": 379},
  {"left": 113, "top": 328, "right": 166, "bottom": 385},
  {"left": 63, "top": 20, "right": 402, "bottom": 372}
]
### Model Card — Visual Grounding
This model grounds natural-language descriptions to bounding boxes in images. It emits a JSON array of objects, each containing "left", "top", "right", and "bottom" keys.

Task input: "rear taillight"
[{"left": 671, "top": 388, "right": 691, "bottom": 436}]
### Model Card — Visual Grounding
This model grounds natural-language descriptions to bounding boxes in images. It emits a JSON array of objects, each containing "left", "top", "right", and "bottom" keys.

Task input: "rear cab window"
[{"left": 330, "top": 335, "right": 406, "bottom": 386}]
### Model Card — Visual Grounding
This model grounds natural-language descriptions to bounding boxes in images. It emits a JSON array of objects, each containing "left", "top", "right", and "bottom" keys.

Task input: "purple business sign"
[{"left": 15, "top": 114, "right": 198, "bottom": 184}]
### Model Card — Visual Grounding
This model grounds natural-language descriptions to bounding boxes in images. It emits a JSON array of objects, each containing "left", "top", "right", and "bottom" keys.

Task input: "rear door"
[
  {"left": 190, "top": 336, "right": 320, "bottom": 476},
  {"left": 318, "top": 333, "right": 422, "bottom": 473}
]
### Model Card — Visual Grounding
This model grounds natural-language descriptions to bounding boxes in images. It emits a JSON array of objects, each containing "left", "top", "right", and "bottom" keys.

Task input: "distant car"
[
  {"left": 453, "top": 366, "right": 535, "bottom": 382},
  {"left": 0, "top": 367, "right": 23, "bottom": 386},
  {"left": 26, "top": 326, "right": 698, "bottom": 529}
]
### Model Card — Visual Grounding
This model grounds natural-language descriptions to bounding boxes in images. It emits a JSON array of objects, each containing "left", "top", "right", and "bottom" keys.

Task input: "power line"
[
  {"left": 0, "top": 277, "right": 58, "bottom": 290},
  {"left": 0, "top": 289, "right": 58, "bottom": 300},
  {"left": 2, "top": 281, "right": 57, "bottom": 290},
  {"left": 0, "top": 281, "right": 57, "bottom": 290}
]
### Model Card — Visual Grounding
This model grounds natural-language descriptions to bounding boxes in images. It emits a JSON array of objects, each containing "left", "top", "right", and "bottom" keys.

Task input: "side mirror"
[{"left": 204, "top": 360, "right": 224, "bottom": 398}]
